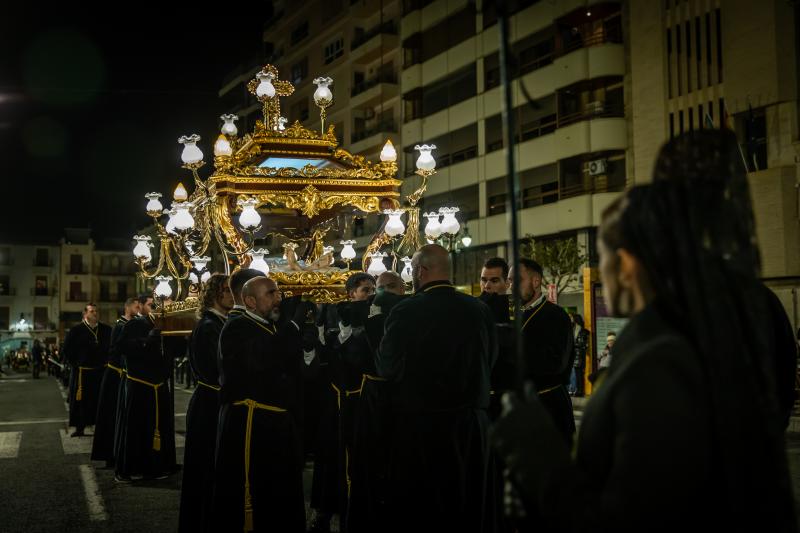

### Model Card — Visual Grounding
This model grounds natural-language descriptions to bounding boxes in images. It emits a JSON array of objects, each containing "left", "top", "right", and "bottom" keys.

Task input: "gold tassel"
[
  {"left": 243, "top": 503, "right": 253, "bottom": 532},
  {"left": 153, "top": 430, "right": 161, "bottom": 451},
  {"left": 76, "top": 388, "right": 82, "bottom": 401},
  {"left": 76, "top": 368, "right": 83, "bottom": 401}
]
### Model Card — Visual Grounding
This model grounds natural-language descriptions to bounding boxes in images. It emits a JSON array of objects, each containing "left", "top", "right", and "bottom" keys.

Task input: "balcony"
[
  {"left": 557, "top": 101, "right": 624, "bottom": 128},
  {"left": 350, "top": 120, "right": 397, "bottom": 153},
  {"left": 96, "top": 264, "right": 137, "bottom": 276},
  {"left": 350, "top": 73, "right": 399, "bottom": 108},
  {"left": 33, "top": 258, "right": 54, "bottom": 267},
  {"left": 67, "top": 265, "right": 89, "bottom": 275},
  {"left": 350, "top": 21, "right": 399, "bottom": 65},
  {"left": 31, "top": 288, "right": 56, "bottom": 297},
  {"left": 66, "top": 292, "right": 89, "bottom": 302},
  {"left": 0, "top": 288, "right": 16, "bottom": 297}
]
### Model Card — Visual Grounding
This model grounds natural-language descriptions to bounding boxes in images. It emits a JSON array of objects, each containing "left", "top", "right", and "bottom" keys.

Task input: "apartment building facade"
[{"left": 0, "top": 244, "right": 60, "bottom": 346}]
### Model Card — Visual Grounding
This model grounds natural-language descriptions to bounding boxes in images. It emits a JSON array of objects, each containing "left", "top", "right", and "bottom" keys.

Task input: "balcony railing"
[
  {"left": 351, "top": 120, "right": 397, "bottom": 143},
  {"left": 66, "top": 292, "right": 89, "bottom": 302},
  {"left": 557, "top": 101, "right": 624, "bottom": 128},
  {"left": 351, "top": 21, "right": 397, "bottom": 51},
  {"left": 31, "top": 288, "right": 56, "bottom": 296},
  {"left": 557, "top": 24, "right": 623, "bottom": 57},
  {"left": 0, "top": 288, "right": 17, "bottom": 296},
  {"left": 67, "top": 266, "right": 89, "bottom": 275},
  {"left": 351, "top": 73, "right": 398, "bottom": 97},
  {"left": 33, "top": 258, "right": 54, "bottom": 267}
]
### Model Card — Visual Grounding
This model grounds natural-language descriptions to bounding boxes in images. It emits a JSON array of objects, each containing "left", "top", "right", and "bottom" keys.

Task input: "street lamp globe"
[
  {"left": 214, "top": 134, "right": 233, "bottom": 157},
  {"left": 220, "top": 114, "right": 238, "bottom": 136},
  {"left": 255, "top": 70, "right": 276, "bottom": 98},
  {"left": 249, "top": 248, "right": 270, "bottom": 275},
  {"left": 145, "top": 192, "right": 163, "bottom": 215},
  {"left": 400, "top": 256, "right": 413, "bottom": 283},
  {"left": 367, "top": 252, "right": 387, "bottom": 276},
  {"left": 439, "top": 207, "right": 460, "bottom": 235},
  {"left": 312, "top": 77, "right": 334, "bottom": 105},
  {"left": 133, "top": 235, "right": 153, "bottom": 263},
  {"left": 238, "top": 198, "right": 262, "bottom": 231},
  {"left": 154, "top": 276, "right": 173, "bottom": 299},
  {"left": 384, "top": 209, "right": 405, "bottom": 237},
  {"left": 340, "top": 240, "right": 357, "bottom": 262},
  {"left": 414, "top": 144, "right": 437, "bottom": 171},
  {"left": 172, "top": 202, "right": 195, "bottom": 232},
  {"left": 423, "top": 212, "right": 443, "bottom": 239},
  {"left": 380, "top": 139, "right": 397, "bottom": 162}
]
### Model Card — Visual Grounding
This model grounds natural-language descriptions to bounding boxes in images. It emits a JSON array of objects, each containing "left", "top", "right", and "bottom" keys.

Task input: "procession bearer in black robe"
[
  {"left": 509, "top": 258, "right": 575, "bottom": 445},
  {"left": 227, "top": 268, "right": 263, "bottom": 320},
  {"left": 179, "top": 274, "right": 232, "bottom": 533},
  {"left": 212, "top": 276, "right": 312, "bottom": 532},
  {"left": 376, "top": 244, "right": 497, "bottom": 533},
  {"left": 64, "top": 303, "right": 111, "bottom": 437},
  {"left": 91, "top": 297, "right": 138, "bottom": 466},
  {"left": 309, "top": 272, "right": 375, "bottom": 533},
  {"left": 115, "top": 295, "right": 177, "bottom": 481},
  {"left": 347, "top": 270, "right": 406, "bottom": 533}
]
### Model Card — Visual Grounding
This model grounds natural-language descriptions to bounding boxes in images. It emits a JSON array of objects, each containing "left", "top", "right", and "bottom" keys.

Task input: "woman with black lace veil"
[{"left": 491, "top": 130, "right": 797, "bottom": 532}]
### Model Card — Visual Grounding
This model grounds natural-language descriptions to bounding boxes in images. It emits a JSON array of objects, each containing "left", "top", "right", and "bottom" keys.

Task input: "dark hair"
[
  {"left": 230, "top": 268, "right": 264, "bottom": 301},
  {"left": 483, "top": 257, "right": 509, "bottom": 279},
  {"left": 572, "top": 314, "right": 584, "bottom": 328},
  {"left": 124, "top": 297, "right": 137, "bottom": 307},
  {"left": 518, "top": 257, "right": 543, "bottom": 277},
  {"left": 84, "top": 303, "right": 97, "bottom": 311},
  {"left": 198, "top": 273, "right": 229, "bottom": 318},
  {"left": 345, "top": 272, "right": 375, "bottom": 294},
  {"left": 137, "top": 293, "right": 153, "bottom": 305}
]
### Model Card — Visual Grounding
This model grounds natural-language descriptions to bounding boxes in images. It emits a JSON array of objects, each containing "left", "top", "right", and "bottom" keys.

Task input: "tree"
[{"left": 520, "top": 235, "right": 588, "bottom": 295}]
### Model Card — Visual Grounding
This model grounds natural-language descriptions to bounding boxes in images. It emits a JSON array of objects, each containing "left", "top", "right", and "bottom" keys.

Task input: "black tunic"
[
  {"left": 179, "top": 310, "right": 225, "bottom": 533},
  {"left": 521, "top": 297, "right": 575, "bottom": 445},
  {"left": 91, "top": 316, "right": 128, "bottom": 463},
  {"left": 376, "top": 281, "right": 496, "bottom": 533},
  {"left": 64, "top": 320, "right": 111, "bottom": 430},
  {"left": 212, "top": 313, "right": 305, "bottom": 532},
  {"left": 116, "top": 314, "right": 176, "bottom": 477}
]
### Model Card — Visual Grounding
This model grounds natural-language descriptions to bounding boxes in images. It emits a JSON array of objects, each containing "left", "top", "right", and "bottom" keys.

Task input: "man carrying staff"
[{"left": 64, "top": 303, "right": 111, "bottom": 437}]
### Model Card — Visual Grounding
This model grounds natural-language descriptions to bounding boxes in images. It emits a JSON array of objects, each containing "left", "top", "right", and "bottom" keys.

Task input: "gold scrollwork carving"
[
  {"left": 281, "top": 287, "right": 348, "bottom": 304},
  {"left": 270, "top": 270, "right": 357, "bottom": 285},
  {"left": 257, "top": 187, "right": 383, "bottom": 217}
]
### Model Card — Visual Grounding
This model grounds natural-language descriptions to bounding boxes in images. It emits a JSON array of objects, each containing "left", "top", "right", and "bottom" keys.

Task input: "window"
[
  {"left": 559, "top": 152, "right": 626, "bottom": 199},
  {"left": 35, "top": 276, "right": 48, "bottom": 296},
  {"left": 421, "top": 185, "right": 480, "bottom": 222},
  {"left": 69, "top": 282, "right": 83, "bottom": 301},
  {"left": 715, "top": 9, "right": 723, "bottom": 83},
  {"left": 34, "top": 307, "right": 48, "bottom": 330},
  {"left": 743, "top": 106, "right": 767, "bottom": 171},
  {"left": 484, "top": 94, "right": 557, "bottom": 153},
  {"left": 99, "top": 281, "right": 110, "bottom": 302},
  {"left": 403, "top": 87, "right": 423, "bottom": 122},
  {"left": 486, "top": 163, "right": 558, "bottom": 215},
  {"left": 117, "top": 282, "right": 128, "bottom": 301},
  {"left": 483, "top": 28, "right": 555, "bottom": 91},
  {"left": 424, "top": 123, "right": 478, "bottom": 169},
  {"left": 324, "top": 37, "right": 344, "bottom": 65},
  {"left": 35, "top": 248, "right": 49, "bottom": 267},
  {"left": 419, "top": 6, "right": 476, "bottom": 63},
  {"left": 0, "top": 247, "right": 10, "bottom": 266},
  {"left": 291, "top": 21, "right": 309, "bottom": 45},
  {"left": 291, "top": 57, "right": 308, "bottom": 85},
  {"left": 0, "top": 307, "right": 8, "bottom": 330},
  {"left": 69, "top": 254, "right": 84, "bottom": 274},
  {"left": 0, "top": 275, "right": 9, "bottom": 295},
  {"left": 292, "top": 97, "right": 309, "bottom": 122},
  {"left": 421, "top": 64, "right": 477, "bottom": 117}
]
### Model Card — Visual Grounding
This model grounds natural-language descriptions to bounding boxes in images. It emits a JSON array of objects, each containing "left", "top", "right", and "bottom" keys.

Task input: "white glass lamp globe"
[
  {"left": 423, "top": 212, "right": 442, "bottom": 239},
  {"left": 165, "top": 208, "right": 178, "bottom": 235},
  {"left": 384, "top": 209, "right": 405, "bottom": 237},
  {"left": 256, "top": 71, "right": 276, "bottom": 98},
  {"left": 313, "top": 77, "right": 333, "bottom": 105},
  {"left": 238, "top": 198, "right": 261, "bottom": 231},
  {"left": 191, "top": 255, "right": 210, "bottom": 273},
  {"left": 201, "top": 271, "right": 211, "bottom": 283},
  {"left": 154, "top": 276, "right": 173, "bottom": 299},
  {"left": 220, "top": 114, "right": 238, "bottom": 136},
  {"left": 461, "top": 233, "right": 472, "bottom": 247},
  {"left": 173, "top": 202, "right": 195, "bottom": 232},
  {"left": 133, "top": 235, "right": 153, "bottom": 263},
  {"left": 414, "top": 144, "right": 437, "bottom": 171},
  {"left": 189, "top": 272, "right": 199, "bottom": 284},
  {"left": 340, "top": 240, "right": 357, "bottom": 261},
  {"left": 249, "top": 248, "right": 270, "bottom": 275},
  {"left": 439, "top": 207, "right": 460, "bottom": 235},
  {"left": 178, "top": 134, "right": 203, "bottom": 164},
  {"left": 380, "top": 139, "right": 397, "bottom": 162},
  {"left": 400, "top": 256, "right": 413, "bottom": 283},
  {"left": 145, "top": 192, "right": 163, "bottom": 214},
  {"left": 173, "top": 183, "right": 188, "bottom": 202},
  {"left": 367, "top": 252, "right": 387, "bottom": 276},
  {"left": 214, "top": 134, "right": 232, "bottom": 157}
]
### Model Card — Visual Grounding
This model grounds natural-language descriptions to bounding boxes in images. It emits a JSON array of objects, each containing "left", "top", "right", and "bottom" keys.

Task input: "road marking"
[
  {"left": 79, "top": 464, "right": 108, "bottom": 521},
  {"left": 0, "top": 431, "right": 22, "bottom": 458},
  {"left": 0, "top": 418, "right": 66, "bottom": 427},
  {"left": 60, "top": 429, "right": 94, "bottom": 455}
]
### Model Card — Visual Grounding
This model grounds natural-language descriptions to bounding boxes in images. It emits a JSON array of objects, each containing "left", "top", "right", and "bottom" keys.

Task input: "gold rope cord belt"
[
  {"left": 106, "top": 363, "right": 124, "bottom": 377},
  {"left": 521, "top": 299, "right": 547, "bottom": 331},
  {"left": 198, "top": 380, "right": 221, "bottom": 391},
  {"left": 232, "top": 398, "right": 287, "bottom": 533},
  {"left": 126, "top": 374, "right": 165, "bottom": 451},
  {"left": 75, "top": 366, "right": 102, "bottom": 401},
  {"left": 538, "top": 384, "right": 561, "bottom": 395}
]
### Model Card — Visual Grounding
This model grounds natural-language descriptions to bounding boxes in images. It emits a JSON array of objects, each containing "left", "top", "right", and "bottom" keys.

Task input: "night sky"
[{"left": 0, "top": 12, "right": 274, "bottom": 245}]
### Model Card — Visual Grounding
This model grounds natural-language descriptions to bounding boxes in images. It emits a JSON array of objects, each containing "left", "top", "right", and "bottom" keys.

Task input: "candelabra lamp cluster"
[{"left": 131, "top": 64, "right": 470, "bottom": 315}]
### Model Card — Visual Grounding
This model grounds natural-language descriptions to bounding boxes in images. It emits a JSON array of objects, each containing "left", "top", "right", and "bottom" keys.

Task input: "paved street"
[{"left": 2, "top": 369, "right": 800, "bottom": 531}]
